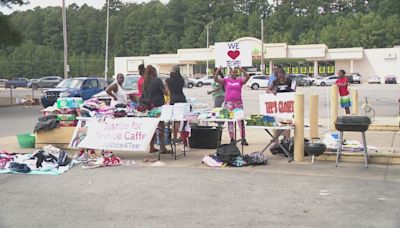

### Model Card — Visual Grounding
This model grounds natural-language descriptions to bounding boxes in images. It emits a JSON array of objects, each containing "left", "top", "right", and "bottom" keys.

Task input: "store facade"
[{"left": 114, "top": 37, "right": 400, "bottom": 82}]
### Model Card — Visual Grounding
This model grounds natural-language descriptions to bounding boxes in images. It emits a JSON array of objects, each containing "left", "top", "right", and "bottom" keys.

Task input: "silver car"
[{"left": 313, "top": 75, "right": 338, "bottom": 86}]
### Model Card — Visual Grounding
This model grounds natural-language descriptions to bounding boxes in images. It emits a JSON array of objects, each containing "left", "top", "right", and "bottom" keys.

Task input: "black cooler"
[{"left": 189, "top": 126, "right": 222, "bottom": 149}]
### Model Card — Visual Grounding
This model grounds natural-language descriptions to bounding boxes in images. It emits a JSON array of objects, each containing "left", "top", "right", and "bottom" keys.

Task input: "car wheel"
[
  {"left": 197, "top": 82, "right": 203, "bottom": 87},
  {"left": 251, "top": 83, "right": 260, "bottom": 90},
  {"left": 320, "top": 82, "right": 326, "bottom": 86},
  {"left": 188, "top": 83, "right": 194, "bottom": 89}
]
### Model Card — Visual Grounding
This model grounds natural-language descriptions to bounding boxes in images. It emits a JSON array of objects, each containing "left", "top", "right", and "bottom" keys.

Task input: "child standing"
[{"left": 336, "top": 69, "right": 351, "bottom": 114}]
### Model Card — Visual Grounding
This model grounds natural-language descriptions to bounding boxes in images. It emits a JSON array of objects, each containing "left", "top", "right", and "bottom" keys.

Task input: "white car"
[
  {"left": 313, "top": 75, "right": 338, "bottom": 86},
  {"left": 246, "top": 75, "right": 269, "bottom": 90},
  {"left": 368, "top": 76, "right": 381, "bottom": 84},
  {"left": 193, "top": 75, "right": 214, "bottom": 87}
]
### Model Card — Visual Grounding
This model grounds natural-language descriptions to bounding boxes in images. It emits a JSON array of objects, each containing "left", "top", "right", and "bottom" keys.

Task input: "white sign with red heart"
[{"left": 215, "top": 42, "right": 252, "bottom": 67}]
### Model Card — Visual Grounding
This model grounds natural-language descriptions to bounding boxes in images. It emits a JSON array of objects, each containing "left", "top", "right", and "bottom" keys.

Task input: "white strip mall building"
[{"left": 114, "top": 37, "right": 399, "bottom": 82}]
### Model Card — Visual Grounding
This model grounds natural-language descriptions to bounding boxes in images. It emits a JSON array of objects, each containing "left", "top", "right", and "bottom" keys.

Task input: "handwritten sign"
[
  {"left": 259, "top": 93, "right": 295, "bottom": 120},
  {"left": 69, "top": 117, "right": 159, "bottom": 151},
  {"left": 215, "top": 42, "right": 252, "bottom": 67}
]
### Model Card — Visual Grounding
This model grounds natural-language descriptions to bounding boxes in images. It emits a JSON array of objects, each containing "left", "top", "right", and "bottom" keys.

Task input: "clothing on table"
[
  {"left": 336, "top": 77, "right": 350, "bottom": 96},
  {"left": 166, "top": 72, "right": 186, "bottom": 105},
  {"left": 273, "top": 77, "right": 296, "bottom": 93},
  {"left": 224, "top": 77, "right": 244, "bottom": 102},
  {"left": 224, "top": 101, "right": 245, "bottom": 139},
  {"left": 110, "top": 82, "right": 128, "bottom": 107},
  {"left": 143, "top": 77, "right": 165, "bottom": 108},
  {"left": 340, "top": 95, "right": 352, "bottom": 108},
  {"left": 137, "top": 76, "right": 145, "bottom": 97},
  {"left": 268, "top": 73, "right": 276, "bottom": 87},
  {"left": 211, "top": 81, "right": 225, "bottom": 107}
]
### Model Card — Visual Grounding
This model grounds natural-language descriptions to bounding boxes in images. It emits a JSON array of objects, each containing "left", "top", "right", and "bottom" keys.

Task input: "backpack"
[{"left": 216, "top": 144, "right": 241, "bottom": 162}]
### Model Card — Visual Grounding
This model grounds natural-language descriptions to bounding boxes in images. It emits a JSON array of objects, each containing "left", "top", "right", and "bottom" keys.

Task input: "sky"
[{"left": 1, "top": 0, "right": 169, "bottom": 15}]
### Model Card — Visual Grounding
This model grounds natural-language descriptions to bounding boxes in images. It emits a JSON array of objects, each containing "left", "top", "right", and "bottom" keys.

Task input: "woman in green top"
[{"left": 207, "top": 68, "right": 225, "bottom": 107}]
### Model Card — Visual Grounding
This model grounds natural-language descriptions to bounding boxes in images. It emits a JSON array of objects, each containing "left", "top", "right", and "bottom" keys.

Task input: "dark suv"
[{"left": 41, "top": 77, "right": 108, "bottom": 108}]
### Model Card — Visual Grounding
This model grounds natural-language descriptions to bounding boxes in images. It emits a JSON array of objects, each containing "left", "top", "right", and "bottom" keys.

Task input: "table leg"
[
  {"left": 335, "top": 131, "right": 343, "bottom": 167},
  {"left": 362, "top": 132, "right": 368, "bottom": 168}
]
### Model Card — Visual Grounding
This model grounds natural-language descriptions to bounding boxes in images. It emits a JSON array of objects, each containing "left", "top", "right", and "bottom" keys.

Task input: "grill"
[{"left": 335, "top": 116, "right": 371, "bottom": 168}]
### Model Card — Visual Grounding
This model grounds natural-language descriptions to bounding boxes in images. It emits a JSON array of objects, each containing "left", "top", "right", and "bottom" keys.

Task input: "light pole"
[
  {"left": 260, "top": 14, "right": 265, "bottom": 75},
  {"left": 62, "top": 0, "right": 68, "bottom": 79},
  {"left": 104, "top": 0, "right": 110, "bottom": 81},
  {"left": 205, "top": 22, "right": 213, "bottom": 75}
]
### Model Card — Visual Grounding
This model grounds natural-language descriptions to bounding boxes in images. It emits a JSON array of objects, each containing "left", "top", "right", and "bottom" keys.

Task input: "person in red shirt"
[
  {"left": 336, "top": 69, "right": 351, "bottom": 114},
  {"left": 137, "top": 64, "right": 145, "bottom": 97}
]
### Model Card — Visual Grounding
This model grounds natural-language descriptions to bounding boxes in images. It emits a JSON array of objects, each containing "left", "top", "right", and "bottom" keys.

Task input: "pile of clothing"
[
  {"left": 74, "top": 149, "right": 122, "bottom": 169},
  {"left": 202, "top": 144, "right": 268, "bottom": 168},
  {"left": 34, "top": 115, "right": 59, "bottom": 132},
  {"left": 79, "top": 98, "right": 114, "bottom": 118},
  {"left": 0, "top": 145, "right": 73, "bottom": 175},
  {"left": 113, "top": 103, "right": 128, "bottom": 117}
]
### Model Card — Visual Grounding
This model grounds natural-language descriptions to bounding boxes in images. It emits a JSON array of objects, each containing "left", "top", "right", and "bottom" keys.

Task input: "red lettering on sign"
[
  {"left": 278, "top": 101, "right": 294, "bottom": 113},
  {"left": 265, "top": 101, "right": 277, "bottom": 114}
]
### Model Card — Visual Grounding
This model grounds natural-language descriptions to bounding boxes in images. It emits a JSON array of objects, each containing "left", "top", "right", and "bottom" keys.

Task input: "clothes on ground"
[
  {"left": 110, "top": 82, "right": 128, "bottom": 107},
  {"left": 224, "top": 77, "right": 244, "bottom": 102},
  {"left": 166, "top": 72, "right": 186, "bottom": 105},
  {"left": 143, "top": 77, "right": 165, "bottom": 108},
  {"left": 34, "top": 115, "right": 59, "bottom": 133},
  {"left": 336, "top": 77, "right": 350, "bottom": 96},
  {"left": 224, "top": 101, "right": 245, "bottom": 139},
  {"left": 0, "top": 146, "right": 73, "bottom": 175},
  {"left": 203, "top": 151, "right": 267, "bottom": 168}
]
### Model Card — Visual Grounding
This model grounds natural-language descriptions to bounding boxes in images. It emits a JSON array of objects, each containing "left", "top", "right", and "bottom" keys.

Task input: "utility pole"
[
  {"left": 62, "top": 0, "right": 68, "bottom": 79},
  {"left": 205, "top": 21, "right": 213, "bottom": 76},
  {"left": 260, "top": 14, "right": 265, "bottom": 75},
  {"left": 104, "top": 0, "right": 110, "bottom": 81}
]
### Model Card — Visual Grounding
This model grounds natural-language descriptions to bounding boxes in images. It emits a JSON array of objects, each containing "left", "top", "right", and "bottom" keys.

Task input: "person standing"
[
  {"left": 214, "top": 66, "right": 251, "bottom": 146},
  {"left": 106, "top": 73, "right": 128, "bottom": 107},
  {"left": 207, "top": 68, "right": 225, "bottom": 108},
  {"left": 137, "top": 64, "right": 145, "bottom": 98},
  {"left": 165, "top": 65, "right": 189, "bottom": 151},
  {"left": 336, "top": 69, "right": 351, "bottom": 114},
  {"left": 268, "top": 64, "right": 282, "bottom": 87},
  {"left": 142, "top": 65, "right": 170, "bottom": 154}
]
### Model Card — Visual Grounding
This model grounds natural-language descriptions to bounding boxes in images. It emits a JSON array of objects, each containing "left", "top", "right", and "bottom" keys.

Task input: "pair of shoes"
[
  {"left": 75, "top": 149, "right": 88, "bottom": 162},
  {"left": 103, "top": 155, "right": 121, "bottom": 166},
  {"left": 180, "top": 147, "right": 190, "bottom": 152},
  {"left": 241, "top": 139, "right": 249, "bottom": 146}
]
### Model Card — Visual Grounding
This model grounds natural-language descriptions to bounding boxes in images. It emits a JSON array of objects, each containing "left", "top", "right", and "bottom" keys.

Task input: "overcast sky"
[{"left": 1, "top": 0, "right": 169, "bottom": 15}]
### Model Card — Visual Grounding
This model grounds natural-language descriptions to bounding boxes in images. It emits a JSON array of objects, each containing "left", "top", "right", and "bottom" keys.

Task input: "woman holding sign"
[{"left": 214, "top": 67, "right": 251, "bottom": 146}]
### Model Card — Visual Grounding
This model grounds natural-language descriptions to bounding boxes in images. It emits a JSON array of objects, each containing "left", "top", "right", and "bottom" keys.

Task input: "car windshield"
[
  {"left": 123, "top": 76, "right": 139, "bottom": 90},
  {"left": 57, "top": 79, "right": 84, "bottom": 88}
]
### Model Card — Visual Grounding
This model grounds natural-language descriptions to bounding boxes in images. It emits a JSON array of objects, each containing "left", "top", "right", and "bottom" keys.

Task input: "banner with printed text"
[
  {"left": 215, "top": 42, "right": 252, "bottom": 67},
  {"left": 69, "top": 117, "right": 159, "bottom": 151},
  {"left": 259, "top": 93, "right": 295, "bottom": 120}
]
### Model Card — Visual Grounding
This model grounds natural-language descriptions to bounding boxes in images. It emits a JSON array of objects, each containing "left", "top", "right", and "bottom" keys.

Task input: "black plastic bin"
[{"left": 189, "top": 126, "right": 222, "bottom": 149}]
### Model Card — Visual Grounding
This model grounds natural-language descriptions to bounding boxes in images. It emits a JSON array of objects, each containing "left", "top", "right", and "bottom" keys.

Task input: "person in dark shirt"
[
  {"left": 142, "top": 65, "right": 170, "bottom": 154},
  {"left": 165, "top": 65, "right": 189, "bottom": 150}
]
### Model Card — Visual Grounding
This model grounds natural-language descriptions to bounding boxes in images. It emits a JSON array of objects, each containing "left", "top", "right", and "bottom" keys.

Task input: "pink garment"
[
  {"left": 224, "top": 77, "right": 244, "bottom": 102},
  {"left": 202, "top": 156, "right": 223, "bottom": 167}
]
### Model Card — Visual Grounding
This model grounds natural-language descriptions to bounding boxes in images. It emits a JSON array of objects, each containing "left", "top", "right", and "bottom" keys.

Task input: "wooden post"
[
  {"left": 294, "top": 93, "right": 304, "bottom": 162},
  {"left": 351, "top": 89, "right": 358, "bottom": 115},
  {"left": 330, "top": 85, "right": 338, "bottom": 131},
  {"left": 309, "top": 94, "right": 318, "bottom": 139}
]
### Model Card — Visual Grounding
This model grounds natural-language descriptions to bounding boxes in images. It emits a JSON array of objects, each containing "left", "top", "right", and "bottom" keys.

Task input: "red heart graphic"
[{"left": 227, "top": 50, "right": 240, "bottom": 60}]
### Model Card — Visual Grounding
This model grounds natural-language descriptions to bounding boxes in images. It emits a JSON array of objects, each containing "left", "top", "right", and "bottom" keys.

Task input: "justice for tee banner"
[
  {"left": 69, "top": 117, "right": 160, "bottom": 151},
  {"left": 259, "top": 93, "right": 295, "bottom": 120},
  {"left": 215, "top": 42, "right": 252, "bottom": 68}
]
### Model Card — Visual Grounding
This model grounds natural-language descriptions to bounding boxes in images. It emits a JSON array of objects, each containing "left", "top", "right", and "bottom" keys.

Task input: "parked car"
[
  {"left": 4, "top": 78, "right": 29, "bottom": 88},
  {"left": 288, "top": 74, "right": 313, "bottom": 86},
  {"left": 313, "top": 75, "right": 338, "bottom": 86},
  {"left": 0, "top": 79, "right": 8, "bottom": 88},
  {"left": 248, "top": 71, "right": 262, "bottom": 77},
  {"left": 27, "top": 79, "right": 39, "bottom": 88},
  {"left": 181, "top": 75, "right": 194, "bottom": 88},
  {"left": 345, "top": 74, "right": 354, "bottom": 83},
  {"left": 368, "top": 76, "right": 381, "bottom": 84},
  {"left": 193, "top": 75, "right": 214, "bottom": 87},
  {"left": 384, "top": 75, "right": 397, "bottom": 84},
  {"left": 30, "top": 76, "right": 63, "bottom": 89},
  {"left": 246, "top": 75, "right": 269, "bottom": 90},
  {"left": 41, "top": 77, "right": 108, "bottom": 108},
  {"left": 351, "top": 73, "right": 361, "bottom": 84}
]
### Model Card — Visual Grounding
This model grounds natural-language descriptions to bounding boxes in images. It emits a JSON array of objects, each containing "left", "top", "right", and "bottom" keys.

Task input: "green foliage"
[{"left": 0, "top": 0, "right": 399, "bottom": 78}]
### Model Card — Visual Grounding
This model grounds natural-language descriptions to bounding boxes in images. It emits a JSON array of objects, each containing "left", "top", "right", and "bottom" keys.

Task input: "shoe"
[
  {"left": 230, "top": 138, "right": 236, "bottom": 144},
  {"left": 241, "top": 139, "right": 249, "bottom": 146},
  {"left": 180, "top": 147, "right": 190, "bottom": 152},
  {"left": 103, "top": 155, "right": 121, "bottom": 166},
  {"left": 75, "top": 149, "right": 88, "bottom": 162}
]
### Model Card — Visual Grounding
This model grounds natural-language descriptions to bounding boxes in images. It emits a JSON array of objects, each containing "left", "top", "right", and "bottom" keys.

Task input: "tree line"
[{"left": 0, "top": 0, "right": 399, "bottom": 79}]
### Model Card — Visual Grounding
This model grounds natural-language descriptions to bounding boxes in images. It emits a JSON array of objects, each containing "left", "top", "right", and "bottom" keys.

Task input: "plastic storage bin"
[
  {"left": 189, "top": 126, "right": 222, "bottom": 149},
  {"left": 17, "top": 133, "right": 36, "bottom": 148}
]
